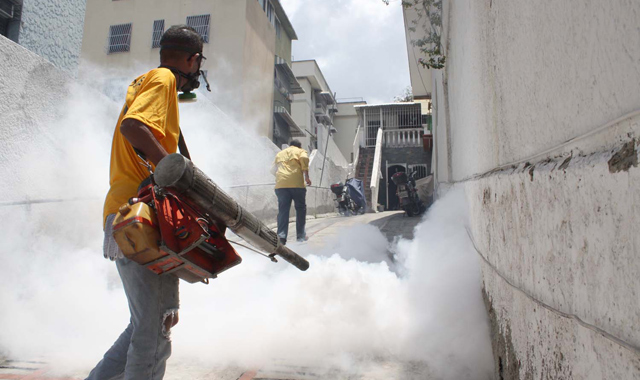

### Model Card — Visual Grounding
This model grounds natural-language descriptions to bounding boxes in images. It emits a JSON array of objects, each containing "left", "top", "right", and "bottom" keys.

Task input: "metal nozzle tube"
[{"left": 154, "top": 154, "right": 309, "bottom": 271}]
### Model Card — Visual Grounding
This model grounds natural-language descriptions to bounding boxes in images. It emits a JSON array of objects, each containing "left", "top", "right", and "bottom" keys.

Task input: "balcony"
[
  {"left": 275, "top": 56, "right": 304, "bottom": 95},
  {"left": 274, "top": 106, "right": 305, "bottom": 137},
  {"left": 314, "top": 103, "right": 332, "bottom": 124},
  {"left": 382, "top": 128, "right": 424, "bottom": 148}
]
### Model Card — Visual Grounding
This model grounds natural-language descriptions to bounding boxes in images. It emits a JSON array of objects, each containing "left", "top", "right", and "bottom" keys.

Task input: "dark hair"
[
  {"left": 159, "top": 25, "right": 203, "bottom": 62},
  {"left": 289, "top": 140, "right": 302, "bottom": 148}
]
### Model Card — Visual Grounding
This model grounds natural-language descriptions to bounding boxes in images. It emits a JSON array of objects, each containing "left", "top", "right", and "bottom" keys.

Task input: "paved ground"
[
  {"left": 304, "top": 210, "right": 422, "bottom": 245},
  {"left": 0, "top": 211, "right": 428, "bottom": 380}
]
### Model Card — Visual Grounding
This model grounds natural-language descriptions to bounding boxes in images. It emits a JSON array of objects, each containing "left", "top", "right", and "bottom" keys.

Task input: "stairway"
[{"left": 355, "top": 147, "right": 375, "bottom": 211}]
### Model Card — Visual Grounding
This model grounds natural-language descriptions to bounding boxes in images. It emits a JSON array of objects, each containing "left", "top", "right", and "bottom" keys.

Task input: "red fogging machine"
[{"left": 112, "top": 154, "right": 309, "bottom": 283}]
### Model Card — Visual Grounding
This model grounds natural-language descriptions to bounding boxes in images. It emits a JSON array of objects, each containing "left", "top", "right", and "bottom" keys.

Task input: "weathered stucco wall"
[
  {"left": 430, "top": 0, "right": 640, "bottom": 378},
  {"left": 18, "top": 0, "right": 86, "bottom": 75}
]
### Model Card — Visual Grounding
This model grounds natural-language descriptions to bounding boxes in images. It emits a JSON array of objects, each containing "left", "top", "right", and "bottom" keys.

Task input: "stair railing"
[
  {"left": 369, "top": 127, "right": 384, "bottom": 212},
  {"left": 351, "top": 124, "right": 363, "bottom": 176}
]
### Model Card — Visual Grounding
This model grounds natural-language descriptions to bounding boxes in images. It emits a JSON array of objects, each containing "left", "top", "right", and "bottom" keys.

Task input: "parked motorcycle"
[
  {"left": 391, "top": 170, "right": 425, "bottom": 217},
  {"left": 330, "top": 178, "right": 367, "bottom": 216}
]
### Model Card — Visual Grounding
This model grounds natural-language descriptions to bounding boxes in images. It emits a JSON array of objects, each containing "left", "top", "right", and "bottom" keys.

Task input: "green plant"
[{"left": 385, "top": 0, "right": 446, "bottom": 69}]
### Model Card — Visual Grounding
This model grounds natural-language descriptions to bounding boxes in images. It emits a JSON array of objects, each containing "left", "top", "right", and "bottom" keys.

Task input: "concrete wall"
[
  {"left": 291, "top": 78, "right": 315, "bottom": 150},
  {"left": 0, "top": 35, "right": 75, "bottom": 201},
  {"left": 241, "top": 0, "right": 276, "bottom": 138},
  {"left": 429, "top": 0, "right": 640, "bottom": 378},
  {"left": 333, "top": 101, "right": 365, "bottom": 163},
  {"left": 17, "top": 0, "right": 86, "bottom": 75}
]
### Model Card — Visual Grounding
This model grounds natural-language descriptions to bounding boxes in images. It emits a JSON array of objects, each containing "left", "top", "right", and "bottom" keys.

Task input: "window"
[
  {"left": 408, "top": 164, "right": 428, "bottom": 180},
  {"left": 186, "top": 14, "right": 210, "bottom": 43},
  {"left": 266, "top": 1, "right": 275, "bottom": 26},
  {"left": 151, "top": 19, "right": 164, "bottom": 48},
  {"left": 257, "top": 0, "right": 265, "bottom": 10},
  {"left": 275, "top": 17, "right": 281, "bottom": 39},
  {"left": 108, "top": 23, "right": 132, "bottom": 54}
]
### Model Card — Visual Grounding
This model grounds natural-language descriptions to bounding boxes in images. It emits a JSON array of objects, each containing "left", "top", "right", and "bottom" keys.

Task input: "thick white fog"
[{"left": 0, "top": 71, "right": 493, "bottom": 379}]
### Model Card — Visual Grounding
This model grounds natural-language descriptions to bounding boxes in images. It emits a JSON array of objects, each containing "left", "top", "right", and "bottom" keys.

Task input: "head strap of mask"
[{"left": 159, "top": 44, "right": 211, "bottom": 101}]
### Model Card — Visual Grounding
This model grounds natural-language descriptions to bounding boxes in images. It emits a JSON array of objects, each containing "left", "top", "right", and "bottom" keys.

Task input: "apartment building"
[
  {"left": 290, "top": 60, "right": 341, "bottom": 155},
  {"left": 80, "top": 0, "right": 297, "bottom": 141}
]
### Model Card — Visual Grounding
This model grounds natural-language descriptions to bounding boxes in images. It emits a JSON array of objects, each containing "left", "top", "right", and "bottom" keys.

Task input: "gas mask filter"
[{"left": 159, "top": 44, "right": 211, "bottom": 102}]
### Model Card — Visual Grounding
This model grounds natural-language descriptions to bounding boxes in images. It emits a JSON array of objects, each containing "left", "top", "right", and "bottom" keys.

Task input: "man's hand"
[
  {"left": 120, "top": 118, "right": 169, "bottom": 166},
  {"left": 304, "top": 172, "right": 312, "bottom": 186}
]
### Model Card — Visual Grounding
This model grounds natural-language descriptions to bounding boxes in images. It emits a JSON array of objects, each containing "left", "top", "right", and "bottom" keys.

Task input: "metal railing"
[
  {"left": 369, "top": 128, "right": 384, "bottom": 212},
  {"left": 352, "top": 124, "right": 362, "bottom": 173},
  {"left": 383, "top": 128, "right": 423, "bottom": 148}
]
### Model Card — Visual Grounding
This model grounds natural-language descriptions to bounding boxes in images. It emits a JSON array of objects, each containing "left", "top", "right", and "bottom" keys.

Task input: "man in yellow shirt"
[
  {"left": 274, "top": 140, "right": 312, "bottom": 245},
  {"left": 87, "top": 25, "right": 207, "bottom": 380}
]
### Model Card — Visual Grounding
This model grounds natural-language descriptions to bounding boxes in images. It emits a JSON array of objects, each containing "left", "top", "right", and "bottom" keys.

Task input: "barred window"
[
  {"left": 108, "top": 23, "right": 132, "bottom": 54},
  {"left": 186, "top": 14, "right": 210, "bottom": 43},
  {"left": 152, "top": 19, "right": 164, "bottom": 48},
  {"left": 408, "top": 164, "right": 428, "bottom": 179}
]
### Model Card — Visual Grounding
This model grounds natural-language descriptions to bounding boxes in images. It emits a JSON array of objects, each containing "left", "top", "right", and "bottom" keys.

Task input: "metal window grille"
[
  {"left": 408, "top": 164, "right": 428, "bottom": 180},
  {"left": 152, "top": 19, "right": 164, "bottom": 48},
  {"left": 186, "top": 14, "right": 210, "bottom": 43},
  {"left": 108, "top": 23, "right": 132, "bottom": 54}
]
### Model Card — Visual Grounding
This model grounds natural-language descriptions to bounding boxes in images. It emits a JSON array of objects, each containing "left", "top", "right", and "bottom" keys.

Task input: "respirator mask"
[{"left": 159, "top": 44, "right": 211, "bottom": 102}]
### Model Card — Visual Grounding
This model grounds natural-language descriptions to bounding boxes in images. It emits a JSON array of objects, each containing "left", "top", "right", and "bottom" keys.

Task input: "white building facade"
[{"left": 290, "top": 60, "right": 344, "bottom": 163}]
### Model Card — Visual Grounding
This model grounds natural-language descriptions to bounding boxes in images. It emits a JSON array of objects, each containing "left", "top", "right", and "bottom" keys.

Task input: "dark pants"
[{"left": 275, "top": 187, "right": 307, "bottom": 242}]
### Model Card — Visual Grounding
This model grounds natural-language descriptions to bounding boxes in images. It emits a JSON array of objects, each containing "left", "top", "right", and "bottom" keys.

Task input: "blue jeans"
[
  {"left": 275, "top": 188, "right": 307, "bottom": 242},
  {"left": 86, "top": 215, "right": 179, "bottom": 380}
]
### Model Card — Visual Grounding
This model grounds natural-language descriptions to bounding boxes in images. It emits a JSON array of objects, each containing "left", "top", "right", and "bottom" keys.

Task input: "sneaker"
[
  {"left": 279, "top": 237, "right": 287, "bottom": 246},
  {"left": 296, "top": 235, "right": 309, "bottom": 243}
]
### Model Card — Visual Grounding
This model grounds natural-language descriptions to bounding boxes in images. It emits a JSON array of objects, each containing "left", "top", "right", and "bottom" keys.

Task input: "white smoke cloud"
[{"left": 0, "top": 67, "right": 493, "bottom": 379}]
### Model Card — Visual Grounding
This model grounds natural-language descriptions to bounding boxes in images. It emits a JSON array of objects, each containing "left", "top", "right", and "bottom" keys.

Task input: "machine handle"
[{"left": 274, "top": 245, "right": 310, "bottom": 271}]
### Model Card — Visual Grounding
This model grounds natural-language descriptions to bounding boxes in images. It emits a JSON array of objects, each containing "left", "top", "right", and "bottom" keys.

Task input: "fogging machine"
[{"left": 112, "top": 154, "right": 309, "bottom": 283}]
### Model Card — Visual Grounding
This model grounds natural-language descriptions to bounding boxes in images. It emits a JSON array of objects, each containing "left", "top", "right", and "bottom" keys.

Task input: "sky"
[{"left": 280, "top": 0, "right": 411, "bottom": 104}]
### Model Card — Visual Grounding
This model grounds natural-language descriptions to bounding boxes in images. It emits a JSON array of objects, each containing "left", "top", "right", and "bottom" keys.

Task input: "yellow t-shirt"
[
  {"left": 274, "top": 146, "right": 310, "bottom": 189},
  {"left": 103, "top": 68, "right": 180, "bottom": 226}
]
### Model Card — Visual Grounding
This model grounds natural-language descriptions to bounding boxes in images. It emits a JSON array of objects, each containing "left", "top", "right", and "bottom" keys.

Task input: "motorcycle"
[
  {"left": 391, "top": 170, "right": 425, "bottom": 217},
  {"left": 330, "top": 178, "right": 366, "bottom": 216}
]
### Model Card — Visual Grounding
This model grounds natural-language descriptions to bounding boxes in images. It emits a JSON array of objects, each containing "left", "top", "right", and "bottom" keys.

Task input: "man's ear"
[{"left": 187, "top": 53, "right": 200, "bottom": 70}]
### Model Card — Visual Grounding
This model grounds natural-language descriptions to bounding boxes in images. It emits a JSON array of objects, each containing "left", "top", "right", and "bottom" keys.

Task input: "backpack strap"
[{"left": 122, "top": 104, "right": 191, "bottom": 161}]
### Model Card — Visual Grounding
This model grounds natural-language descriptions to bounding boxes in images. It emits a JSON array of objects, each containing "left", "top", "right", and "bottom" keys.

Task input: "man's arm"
[
  {"left": 299, "top": 150, "right": 311, "bottom": 186},
  {"left": 120, "top": 118, "right": 168, "bottom": 166},
  {"left": 303, "top": 170, "right": 311, "bottom": 186}
]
